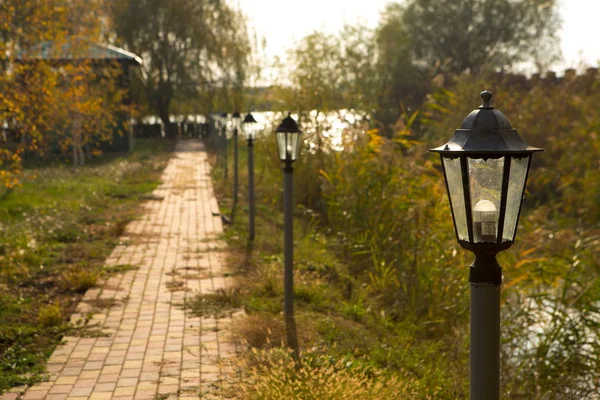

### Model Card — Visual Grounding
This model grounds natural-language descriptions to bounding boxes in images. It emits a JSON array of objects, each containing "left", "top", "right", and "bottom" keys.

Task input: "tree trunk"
[
  {"left": 156, "top": 83, "right": 174, "bottom": 138},
  {"left": 79, "top": 145, "right": 85, "bottom": 166},
  {"left": 72, "top": 118, "right": 84, "bottom": 168}
]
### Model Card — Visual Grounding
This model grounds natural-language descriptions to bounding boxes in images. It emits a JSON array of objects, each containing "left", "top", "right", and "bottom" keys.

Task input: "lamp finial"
[{"left": 480, "top": 90, "right": 493, "bottom": 110}]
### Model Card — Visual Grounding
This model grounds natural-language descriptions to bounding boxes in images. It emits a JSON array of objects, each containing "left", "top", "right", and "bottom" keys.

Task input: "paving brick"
[
  {"left": 121, "top": 367, "right": 142, "bottom": 378},
  {"left": 68, "top": 387, "right": 93, "bottom": 397},
  {"left": 46, "top": 395, "right": 68, "bottom": 400},
  {"left": 79, "top": 370, "right": 101, "bottom": 380},
  {"left": 113, "top": 386, "right": 136, "bottom": 396},
  {"left": 60, "top": 367, "right": 83, "bottom": 376},
  {"left": 54, "top": 377, "right": 77, "bottom": 385},
  {"left": 83, "top": 361, "right": 104, "bottom": 371},
  {"left": 101, "top": 365, "right": 122, "bottom": 375},
  {"left": 48, "top": 385, "right": 73, "bottom": 394},
  {"left": 73, "top": 379, "right": 96, "bottom": 388},
  {"left": 94, "top": 382, "right": 117, "bottom": 392},
  {"left": 117, "top": 377, "right": 139, "bottom": 388},
  {"left": 133, "top": 390, "right": 157, "bottom": 400},
  {"left": 21, "top": 391, "right": 47, "bottom": 400},
  {"left": 89, "top": 393, "right": 112, "bottom": 400}
]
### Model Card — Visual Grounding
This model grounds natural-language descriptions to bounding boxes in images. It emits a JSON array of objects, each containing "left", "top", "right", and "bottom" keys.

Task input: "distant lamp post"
[
  {"left": 231, "top": 112, "right": 242, "bottom": 223},
  {"left": 213, "top": 116, "right": 222, "bottom": 166},
  {"left": 276, "top": 112, "right": 302, "bottom": 358},
  {"left": 243, "top": 112, "right": 259, "bottom": 240},
  {"left": 430, "top": 91, "right": 542, "bottom": 400},
  {"left": 221, "top": 112, "right": 229, "bottom": 178}
]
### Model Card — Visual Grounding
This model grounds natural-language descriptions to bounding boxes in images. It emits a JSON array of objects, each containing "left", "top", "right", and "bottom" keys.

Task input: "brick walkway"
[{"left": 5, "top": 141, "right": 237, "bottom": 400}]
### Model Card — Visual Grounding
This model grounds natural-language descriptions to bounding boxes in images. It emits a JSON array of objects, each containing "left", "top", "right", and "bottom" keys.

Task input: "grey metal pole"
[
  {"left": 223, "top": 125, "right": 228, "bottom": 179},
  {"left": 248, "top": 139, "right": 255, "bottom": 240},
  {"left": 284, "top": 162, "right": 299, "bottom": 358},
  {"left": 232, "top": 127, "right": 239, "bottom": 223},
  {"left": 215, "top": 121, "right": 221, "bottom": 166},
  {"left": 470, "top": 254, "right": 501, "bottom": 400}
]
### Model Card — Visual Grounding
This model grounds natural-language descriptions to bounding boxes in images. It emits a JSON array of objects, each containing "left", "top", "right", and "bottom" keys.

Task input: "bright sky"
[
  {"left": 239, "top": 0, "right": 600, "bottom": 75},
  {"left": 560, "top": 0, "right": 599, "bottom": 68}
]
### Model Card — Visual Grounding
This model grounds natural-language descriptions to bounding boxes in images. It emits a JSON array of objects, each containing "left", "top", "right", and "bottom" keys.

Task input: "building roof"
[{"left": 18, "top": 38, "right": 142, "bottom": 66}]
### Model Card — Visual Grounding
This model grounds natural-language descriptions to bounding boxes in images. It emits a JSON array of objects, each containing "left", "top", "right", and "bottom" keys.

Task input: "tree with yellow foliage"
[{"left": 0, "top": 0, "right": 134, "bottom": 183}]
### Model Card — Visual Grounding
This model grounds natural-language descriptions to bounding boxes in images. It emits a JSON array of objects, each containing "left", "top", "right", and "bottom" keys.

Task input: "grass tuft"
[
  {"left": 186, "top": 288, "right": 243, "bottom": 318},
  {"left": 62, "top": 268, "right": 98, "bottom": 293},
  {"left": 38, "top": 303, "right": 64, "bottom": 328}
]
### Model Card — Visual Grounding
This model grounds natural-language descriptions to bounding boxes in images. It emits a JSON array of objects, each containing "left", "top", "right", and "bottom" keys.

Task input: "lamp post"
[
  {"left": 242, "top": 112, "right": 259, "bottom": 240},
  {"left": 213, "top": 116, "right": 221, "bottom": 165},
  {"left": 430, "top": 91, "right": 542, "bottom": 400},
  {"left": 221, "top": 112, "right": 229, "bottom": 178},
  {"left": 231, "top": 112, "right": 241, "bottom": 223},
  {"left": 275, "top": 113, "right": 302, "bottom": 358}
]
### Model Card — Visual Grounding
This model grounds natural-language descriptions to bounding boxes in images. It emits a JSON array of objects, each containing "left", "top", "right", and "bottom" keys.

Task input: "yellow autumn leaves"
[{"left": 0, "top": 0, "right": 134, "bottom": 186}]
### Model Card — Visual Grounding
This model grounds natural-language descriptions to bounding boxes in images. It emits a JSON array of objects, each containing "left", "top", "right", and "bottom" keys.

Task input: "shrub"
[
  {"left": 38, "top": 303, "right": 63, "bottom": 327},
  {"left": 232, "top": 349, "right": 434, "bottom": 400},
  {"left": 62, "top": 268, "right": 98, "bottom": 293}
]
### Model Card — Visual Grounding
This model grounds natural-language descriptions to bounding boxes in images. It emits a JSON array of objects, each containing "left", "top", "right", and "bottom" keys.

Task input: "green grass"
[
  {"left": 206, "top": 143, "right": 462, "bottom": 395},
  {"left": 198, "top": 136, "right": 476, "bottom": 399},
  {"left": 0, "top": 138, "right": 175, "bottom": 393},
  {"left": 201, "top": 122, "right": 600, "bottom": 399}
]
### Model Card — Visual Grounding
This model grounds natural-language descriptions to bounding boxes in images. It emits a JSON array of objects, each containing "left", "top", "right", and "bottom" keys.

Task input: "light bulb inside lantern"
[{"left": 473, "top": 199, "right": 497, "bottom": 243}]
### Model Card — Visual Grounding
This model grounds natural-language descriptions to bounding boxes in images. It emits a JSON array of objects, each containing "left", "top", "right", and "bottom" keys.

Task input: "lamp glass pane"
[
  {"left": 243, "top": 123, "right": 257, "bottom": 141},
  {"left": 502, "top": 156, "right": 530, "bottom": 241},
  {"left": 468, "top": 157, "right": 504, "bottom": 243},
  {"left": 290, "top": 132, "right": 302, "bottom": 161},
  {"left": 277, "top": 131, "right": 302, "bottom": 161},
  {"left": 442, "top": 157, "right": 469, "bottom": 241},
  {"left": 276, "top": 132, "right": 287, "bottom": 161}
]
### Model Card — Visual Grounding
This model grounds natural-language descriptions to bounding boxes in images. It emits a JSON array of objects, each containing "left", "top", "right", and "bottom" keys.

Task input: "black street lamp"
[
  {"left": 242, "top": 112, "right": 259, "bottom": 240},
  {"left": 430, "top": 90, "right": 542, "bottom": 400},
  {"left": 276, "top": 113, "right": 302, "bottom": 358},
  {"left": 231, "top": 112, "right": 241, "bottom": 223}
]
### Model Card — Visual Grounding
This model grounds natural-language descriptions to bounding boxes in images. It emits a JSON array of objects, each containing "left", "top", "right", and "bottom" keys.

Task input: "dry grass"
[
  {"left": 231, "top": 312, "right": 323, "bottom": 351},
  {"left": 228, "top": 348, "right": 434, "bottom": 400},
  {"left": 186, "top": 288, "right": 243, "bottom": 318}
]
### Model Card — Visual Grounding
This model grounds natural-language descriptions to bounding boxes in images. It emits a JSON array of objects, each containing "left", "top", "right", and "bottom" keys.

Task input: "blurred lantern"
[
  {"left": 220, "top": 112, "right": 229, "bottom": 133},
  {"left": 232, "top": 111, "right": 242, "bottom": 131},
  {"left": 242, "top": 112, "right": 259, "bottom": 141},
  {"left": 275, "top": 113, "right": 302, "bottom": 162},
  {"left": 275, "top": 112, "right": 301, "bottom": 359},
  {"left": 231, "top": 110, "right": 241, "bottom": 223},
  {"left": 243, "top": 112, "right": 258, "bottom": 240}
]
